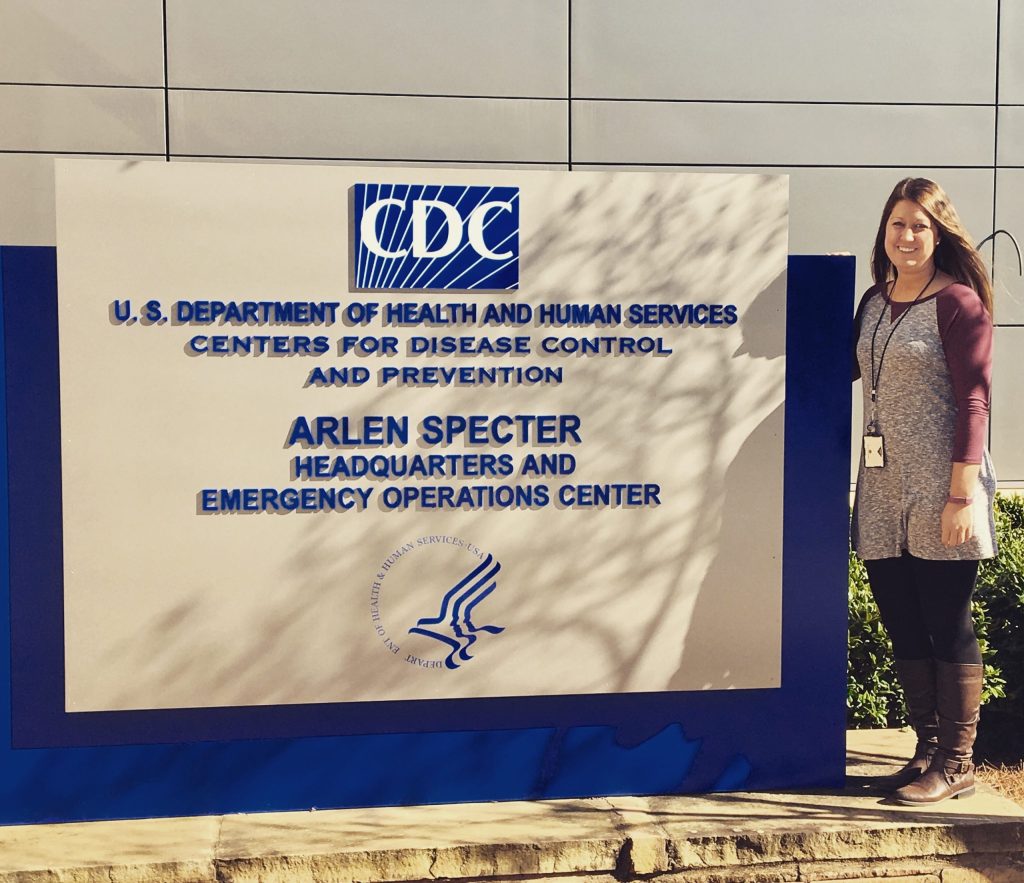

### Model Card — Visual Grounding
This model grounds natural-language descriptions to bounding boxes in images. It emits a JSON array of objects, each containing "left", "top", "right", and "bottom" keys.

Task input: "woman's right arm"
[{"left": 851, "top": 290, "right": 873, "bottom": 382}]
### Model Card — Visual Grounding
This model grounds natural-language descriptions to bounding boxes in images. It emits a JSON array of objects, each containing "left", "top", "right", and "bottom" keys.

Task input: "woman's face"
[{"left": 884, "top": 199, "right": 939, "bottom": 275}]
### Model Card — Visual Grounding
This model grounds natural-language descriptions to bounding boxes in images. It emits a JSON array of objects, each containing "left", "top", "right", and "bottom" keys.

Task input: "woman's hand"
[{"left": 941, "top": 501, "right": 975, "bottom": 547}]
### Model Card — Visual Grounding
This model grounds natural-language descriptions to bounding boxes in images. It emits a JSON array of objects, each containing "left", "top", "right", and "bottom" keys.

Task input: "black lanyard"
[{"left": 868, "top": 269, "right": 937, "bottom": 412}]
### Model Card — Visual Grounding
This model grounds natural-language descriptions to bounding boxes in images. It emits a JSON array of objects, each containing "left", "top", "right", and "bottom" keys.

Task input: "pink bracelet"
[{"left": 947, "top": 494, "right": 974, "bottom": 505}]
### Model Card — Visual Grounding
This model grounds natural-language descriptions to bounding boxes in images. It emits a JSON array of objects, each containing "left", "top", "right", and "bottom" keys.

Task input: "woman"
[{"left": 851, "top": 178, "right": 997, "bottom": 806}]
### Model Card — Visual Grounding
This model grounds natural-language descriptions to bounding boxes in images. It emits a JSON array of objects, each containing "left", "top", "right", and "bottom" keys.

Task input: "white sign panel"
[{"left": 55, "top": 160, "right": 788, "bottom": 711}]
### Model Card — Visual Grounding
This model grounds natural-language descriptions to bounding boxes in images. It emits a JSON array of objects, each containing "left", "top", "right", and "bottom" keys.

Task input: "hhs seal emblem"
[
  {"left": 409, "top": 553, "right": 504, "bottom": 670},
  {"left": 368, "top": 536, "right": 506, "bottom": 670}
]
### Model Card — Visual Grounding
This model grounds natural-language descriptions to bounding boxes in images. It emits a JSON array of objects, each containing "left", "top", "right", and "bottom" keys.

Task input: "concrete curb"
[{"left": 2, "top": 730, "right": 1022, "bottom": 883}]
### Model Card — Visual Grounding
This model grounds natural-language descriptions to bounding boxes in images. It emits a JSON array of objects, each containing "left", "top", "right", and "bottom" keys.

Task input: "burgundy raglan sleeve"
[{"left": 936, "top": 285, "right": 993, "bottom": 464}]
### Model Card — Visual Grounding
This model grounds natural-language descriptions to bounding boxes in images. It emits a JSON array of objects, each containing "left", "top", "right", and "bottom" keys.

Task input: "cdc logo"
[{"left": 353, "top": 183, "right": 519, "bottom": 291}]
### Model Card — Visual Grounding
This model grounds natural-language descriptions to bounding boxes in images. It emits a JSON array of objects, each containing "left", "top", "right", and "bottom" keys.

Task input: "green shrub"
[
  {"left": 847, "top": 550, "right": 901, "bottom": 728},
  {"left": 976, "top": 494, "right": 1024, "bottom": 724},
  {"left": 847, "top": 493, "right": 1022, "bottom": 729}
]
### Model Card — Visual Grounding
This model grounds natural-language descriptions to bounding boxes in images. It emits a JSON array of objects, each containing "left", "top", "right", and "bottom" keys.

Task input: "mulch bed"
[
  {"left": 974, "top": 706, "right": 1024, "bottom": 806},
  {"left": 977, "top": 761, "right": 1024, "bottom": 806}
]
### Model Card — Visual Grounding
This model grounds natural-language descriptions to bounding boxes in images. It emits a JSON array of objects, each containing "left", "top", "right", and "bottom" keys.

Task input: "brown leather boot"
[
  {"left": 873, "top": 657, "right": 938, "bottom": 792},
  {"left": 893, "top": 660, "right": 982, "bottom": 806}
]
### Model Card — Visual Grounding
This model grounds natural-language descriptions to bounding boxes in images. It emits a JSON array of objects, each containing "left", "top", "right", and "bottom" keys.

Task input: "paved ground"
[{"left": 1, "top": 729, "right": 1023, "bottom": 882}]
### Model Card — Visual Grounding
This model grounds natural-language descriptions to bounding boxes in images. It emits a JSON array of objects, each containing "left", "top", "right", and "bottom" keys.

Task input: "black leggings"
[{"left": 864, "top": 551, "right": 982, "bottom": 665}]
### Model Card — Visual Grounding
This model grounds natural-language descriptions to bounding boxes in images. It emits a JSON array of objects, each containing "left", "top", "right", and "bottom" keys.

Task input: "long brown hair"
[{"left": 870, "top": 177, "right": 993, "bottom": 318}]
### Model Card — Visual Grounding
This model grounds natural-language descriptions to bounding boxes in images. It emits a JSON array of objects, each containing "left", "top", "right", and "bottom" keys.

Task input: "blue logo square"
[{"left": 353, "top": 184, "right": 519, "bottom": 291}]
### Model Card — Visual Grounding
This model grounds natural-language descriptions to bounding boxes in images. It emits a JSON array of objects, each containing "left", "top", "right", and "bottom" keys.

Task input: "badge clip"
[{"left": 863, "top": 423, "right": 885, "bottom": 469}]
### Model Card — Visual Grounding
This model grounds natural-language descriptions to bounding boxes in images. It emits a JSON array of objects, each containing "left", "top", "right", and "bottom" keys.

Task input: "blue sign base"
[{"left": 0, "top": 247, "right": 853, "bottom": 825}]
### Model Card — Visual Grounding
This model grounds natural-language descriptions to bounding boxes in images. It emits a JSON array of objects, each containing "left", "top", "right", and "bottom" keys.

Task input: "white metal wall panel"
[
  {"left": 0, "top": 153, "right": 57, "bottom": 245},
  {"left": 998, "top": 0, "right": 1024, "bottom": 104},
  {"left": 166, "top": 0, "right": 568, "bottom": 97},
  {"left": 0, "top": 0, "right": 164, "bottom": 86},
  {"left": 168, "top": 91, "right": 567, "bottom": 162},
  {"left": 992, "top": 169, "right": 1024, "bottom": 324},
  {"left": 572, "top": 102, "right": 994, "bottom": 167},
  {"left": 572, "top": 0, "right": 996, "bottom": 103},
  {"left": 996, "top": 106, "right": 1024, "bottom": 165},
  {"left": 173, "top": 157, "right": 570, "bottom": 171},
  {"left": 992, "top": 328, "right": 1024, "bottom": 482},
  {"left": 0, "top": 85, "right": 164, "bottom": 154}
]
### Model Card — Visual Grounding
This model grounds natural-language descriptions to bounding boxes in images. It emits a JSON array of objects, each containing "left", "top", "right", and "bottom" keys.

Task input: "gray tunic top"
[{"left": 851, "top": 283, "right": 997, "bottom": 561}]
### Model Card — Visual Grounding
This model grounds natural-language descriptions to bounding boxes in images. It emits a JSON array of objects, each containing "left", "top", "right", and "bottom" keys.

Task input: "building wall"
[{"left": 1, "top": 0, "right": 1020, "bottom": 483}]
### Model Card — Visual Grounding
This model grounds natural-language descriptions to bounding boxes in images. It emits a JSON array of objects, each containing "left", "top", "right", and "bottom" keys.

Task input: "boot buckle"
[{"left": 941, "top": 757, "right": 972, "bottom": 778}]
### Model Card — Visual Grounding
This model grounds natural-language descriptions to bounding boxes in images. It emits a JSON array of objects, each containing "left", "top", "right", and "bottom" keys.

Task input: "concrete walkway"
[{"left": 1, "top": 730, "right": 1023, "bottom": 882}]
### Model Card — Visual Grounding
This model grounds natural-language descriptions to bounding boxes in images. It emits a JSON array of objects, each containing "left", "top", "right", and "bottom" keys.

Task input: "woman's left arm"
[
  {"left": 942, "top": 462, "right": 980, "bottom": 547},
  {"left": 937, "top": 286, "right": 993, "bottom": 547}
]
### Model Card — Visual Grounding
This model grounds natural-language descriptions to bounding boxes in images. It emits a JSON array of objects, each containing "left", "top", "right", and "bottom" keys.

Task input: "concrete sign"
[{"left": 0, "top": 161, "right": 852, "bottom": 824}]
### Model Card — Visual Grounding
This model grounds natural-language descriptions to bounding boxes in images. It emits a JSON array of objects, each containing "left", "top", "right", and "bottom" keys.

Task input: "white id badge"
[{"left": 863, "top": 433, "right": 885, "bottom": 468}]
